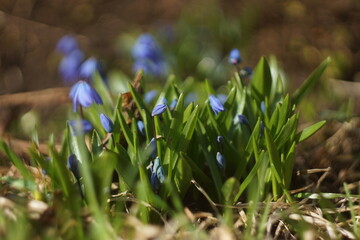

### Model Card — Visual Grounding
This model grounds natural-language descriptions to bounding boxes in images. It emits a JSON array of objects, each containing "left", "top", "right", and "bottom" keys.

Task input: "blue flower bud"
[
  {"left": 137, "top": 120, "right": 145, "bottom": 136},
  {"left": 217, "top": 136, "right": 224, "bottom": 144},
  {"left": 240, "top": 66, "right": 253, "bottom": 78},
  {"left": 79, "top": 57, "right": 99, "bottom": 80},
  {"left": 260, "top": 101, "right": 266, "bottom": 114},
  {"left": 69, "top": 80, "right": 103, "bottom": 112},
  {"left": 144, "top": 90, "right": 158, "bottom": 103},
  {"left": 149, "top": 157, "right": 165, "bottom": 191},
  {"left": 67, "top": 154, "right": 80, "bottom": 180},
  {"left": 217, "top": 94, "right": 227, "bottom": 105},
  {"left": 132, "top": 34, "right": 168, "bottom": 77},
  {"left": 170, "top": 99, "right": 178, "bottom": 111},
  {"left": 132, "top": 34, "right": 163, "bottom": 62},
  {"left": 228, "top": 49, "right": 242, "bottom": 65},
  {"left": 146, "top": 138, "right": 157, "bottom": 159},
  {"left": 209, "top": 95, "right": 225, "bottom": 116},
  {"left": 56, "top": 35, "right": 79, "bottom": 55},
  {"left": 58, "top": 50, "right": 84, "bottom": 84},
  {"left": 260, "top": 121, "right": 265, "bottom": 139},
  {"left": 238, "top": 114, "right": 250, "bottom": 126},
  {"left": 100, "top": 113, "right": 114, "bottom": 133},
  {"left": 152, "top": 104, "right": 167, "bottom": 116},
  {"left": 185, "top": 92, "right": 198, "bottom": 105},
  {"left": 216, "top": 152, "right": 226, "bottom": 169},
  {"left": 69, "top": 119, "right": 93, "bottom": 135}
]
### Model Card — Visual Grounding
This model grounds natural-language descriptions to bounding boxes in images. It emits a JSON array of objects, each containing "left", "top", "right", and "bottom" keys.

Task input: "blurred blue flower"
[
  {"left": 170, "top": 99, "right": 178, "bottom": 111},
  {"left": 185, "top": 92, "right": 198, "bottom": 105},
  {"left": 69, "top": 119, "right": 93, "bottom": 135},
  {"left": 228, "top": 49, "right": 242, "bottom": 65},
  {"left": 79, "top": 57, "right": 99, "bottom": 80},
  {"left": 100, "top": 113, "right": 114, "bottom": 133},
  {"left": 149, "top": 157, "right": 165, "bottom": 191},
  {"left": 137, "top": 120, "right": 145, "bottom": 136},
  {"left": 67, "top": 154, "right": 80, "bottom": 180},
  {"left": 152, "top": 104, "right": 167, "bottom": 116},
  {"left": 56, "top": 35, "right": 79, "bottom": 55},
  {"left": 132, "top": 34, "right": 163, "bottom": 62},
  {"left": 146, "top": 138, "right": 157, "bottom": 159},
  {"left": 260, "top": 121, "right": 265, "bottom": 138},
  {"left": 217, "top": 94, "right": 227, "bottom": 105},
  {"left": 217, "top": 136, "right": 224, "bottom": 144},
  {"left": 69, "top": 80, "right": 103, "bottom": 112},
  {"left": 240, "top": 66, "right": 253, "bottom": 78},
  {"left": 144, "top": 90, "right": 158, "bottom": 103},
  {"left": 238, "top": 114, "right": 250, "bottom": 126},
  {"left": 260, "top": 101, "right": 266, "bottom": 114},
  {"left": 216, "top": 152, "right": 226, "bottom": 169},
  {"left": 209, "top": 95, "right": 225, "bottom": 115},
  {"left": 58, "top": 50, "right": 84, "bottom": 83},
  {"left": 132, "top": 34, "right": 168, "bottom": 77}
]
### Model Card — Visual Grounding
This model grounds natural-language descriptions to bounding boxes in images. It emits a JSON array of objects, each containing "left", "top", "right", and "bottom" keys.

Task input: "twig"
[{"left": 0, "top": 87, "right": 70, "bottom": 108}]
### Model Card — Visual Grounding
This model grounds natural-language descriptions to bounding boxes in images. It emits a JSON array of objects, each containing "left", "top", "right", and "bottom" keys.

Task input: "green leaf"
[
  {"left": 296, "top": 120, "right": 326, "bottom": 142},
  {"left": 250, "top": 57, "right": 272, "bottom": 100},
  {"left": 292, "top": 57, "right": 331, "bottom": 105},
  {"left": 0, "top": 139, "right": 34, "bottom": 181},
  {"left": 174, "top": 157, "right": 192, "bottom": 197},
  {"left": 91, "top": 150, "right": 118, "bottom": 207},
  {"left": 222, "top": 177, "right": 240, "bottom": 204}
]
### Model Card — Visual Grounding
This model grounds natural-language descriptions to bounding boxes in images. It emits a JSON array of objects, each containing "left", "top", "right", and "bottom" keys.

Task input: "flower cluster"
[{"left": 132, "top": 34, "right": 168, "bottom": 77}]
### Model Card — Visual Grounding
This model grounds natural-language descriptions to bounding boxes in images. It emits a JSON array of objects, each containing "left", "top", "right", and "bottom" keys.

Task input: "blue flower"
[
  {"left": 67, "top": 154, "right": 80, "bottom": 180},
  {"left": 216, "top": 152, "right": 226, "bottom": 169},
  {"left": 58, "top": 50, "right": 84, "bottom": 83},
  {"left": 69, "top": 119, "right": 93, "bottom": 135},
  {"left": 100, "top": 113, "right": 114, "bottom": 133},
  {"left": 79, "top": 57, "right": 99, "bottom": 80},
  {"left": 69, "top": 80, "right": 103, "bottom": 112},
  {"left": 217, "top": 136, "right": 224, "bottom": 144},
  {"left": 132, "top": 34, "right": 163, "bottom": 62},
  {"left": 240, "top": 67, "right": 253, "bottom": 78},
  {"left": 56, "top": 35, "right": 79, "bottom": 55},
  {"left": 228, "top": 49, "right": 242, "bottom": 65},
  {"left": 209, "top": 95, "right": 225, "bottom": 115},
  {"left": 260, "top": 121, "right": 265, "bottom": 138},
  {"left": 137, "top": 120, "right": 145, "bottom": 136},
  {"left": 144, "top": 90, "right": 158, "bottom": 103},
  {"left": 149, "top": 157, "right": 165, "bottom": 191},
  {"left": 217, "top": 94, "right": 227, "bottom": 105},
  {"left": 170, "top": 99, "right": 178, "bottom": 111},
  {"left": 185, "top": 92, "right": 198, "bottom": 105},
  {"left": 146, "top": 138, "right": 157, "bottom": 159},
  {"left": 152, "top": 104, "right": 167, "bottom": 116},
  {"left": 132, "top": 34, "right": 168, "bottom": 77},
  {"left": 260, "top": 101, "right": 266, "bottom": 114},
  {"left": 238, "top": 114, "right": 250, "bottom": 126}
]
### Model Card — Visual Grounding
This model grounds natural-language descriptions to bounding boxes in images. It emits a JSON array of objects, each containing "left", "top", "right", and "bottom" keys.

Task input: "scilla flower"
[
  {"left": 132, "top": 34, "right": 163, "bottom": 62},
  {"left": 69, "top": 80, "right": 103, "bottom": 112},
  {"left": 79, "top": 57, "right": 99, "bottom": 80},
  {"left": 67, "top": 154, "right": 80, "bottom": 180},
  {"left": 152, "top": 104, "right": 167, "bottom": 116},
  {"left": 149, "top": 157, "right": 165, "bottom": 191},
  {"left": 144, "top": 90, "right": 158, "bottom": 103},
  {"left": 137, "top": 120, "right": 145, "bottom": 136},
  {"left": 216, "top": 152, "right": 226, "bottom": 169},
  {"left": 228, "top": 48, "right": 242, "bottom": 65},
  {"left": 58, "top": 50, "right": 84, "bottom": 83},
  {"left": 100, "top": 113, "right": 114, "bottom": 133},
  {"left": 69, "top": 119, "right": 93, "bottom": 135},
  {"left": 132, "top": 34, "right": 168, "bottom": 77},
  {"left": 56, "top": 35, "right": 79, "bottom": 55},
  {"left": 209, "top": 95, "right": 225, "bottom": 115}
]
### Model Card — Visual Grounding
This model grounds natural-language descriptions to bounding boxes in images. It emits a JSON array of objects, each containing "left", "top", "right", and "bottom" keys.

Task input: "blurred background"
[{"left": 0, "top": 0, "right": 359, "bottom": 137}]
